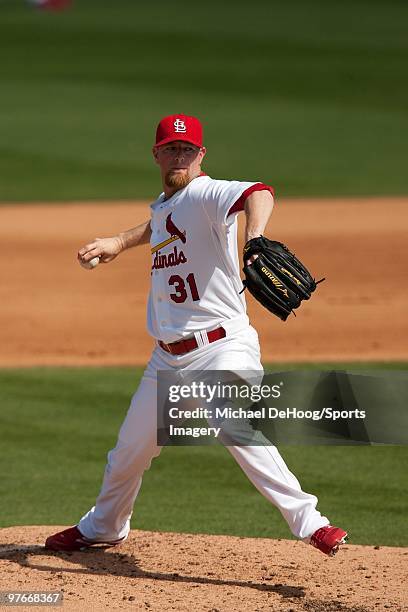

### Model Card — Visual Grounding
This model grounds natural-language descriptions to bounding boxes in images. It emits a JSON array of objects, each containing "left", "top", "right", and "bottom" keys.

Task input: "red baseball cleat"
[
  {"left": 45, "top": 526, "right": 125, "bottom": 552},
  {"left": 310, "top": 525, "right": 348, "bottom": 556}
]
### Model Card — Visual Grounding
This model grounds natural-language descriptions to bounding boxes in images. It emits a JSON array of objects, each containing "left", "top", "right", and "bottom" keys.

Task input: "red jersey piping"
[{"left": 227, "top": 183, "right": 275, "bottom": 217}]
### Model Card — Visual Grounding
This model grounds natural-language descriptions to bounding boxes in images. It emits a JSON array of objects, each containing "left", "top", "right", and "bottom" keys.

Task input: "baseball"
[{"left": 80, "top": 256, "right": 100, "bottom": 270}]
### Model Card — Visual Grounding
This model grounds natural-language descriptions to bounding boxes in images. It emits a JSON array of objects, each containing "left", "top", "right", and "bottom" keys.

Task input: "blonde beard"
[{"left": 165, "top": 170, "right": 192, "bottom": 190}]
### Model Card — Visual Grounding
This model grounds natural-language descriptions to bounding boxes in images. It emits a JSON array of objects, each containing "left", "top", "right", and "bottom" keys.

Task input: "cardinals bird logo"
[
  {"left": 151, "top": 213, "right": 186, "bottom": 254},
  {"left": 166, "top": 213, "right": 186, "bottom": 244}
]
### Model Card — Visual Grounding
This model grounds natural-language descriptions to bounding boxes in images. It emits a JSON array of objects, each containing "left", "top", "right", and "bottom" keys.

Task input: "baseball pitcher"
[{"left": 46, "top": 115, "right": 347, "bottom": 557}]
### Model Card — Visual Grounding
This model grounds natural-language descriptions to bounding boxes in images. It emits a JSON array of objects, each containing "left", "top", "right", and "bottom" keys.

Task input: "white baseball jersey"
[{"left": 147, "top": 174, "right": 274, "bottom": 343}]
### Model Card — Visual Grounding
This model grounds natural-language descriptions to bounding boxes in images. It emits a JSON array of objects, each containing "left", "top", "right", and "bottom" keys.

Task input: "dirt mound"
[
  {"left": 1, "top": 197, "right": 407, "bottom": 366},
  {"left": 0, "top": 527, "right": 406, "bottom": 611}
]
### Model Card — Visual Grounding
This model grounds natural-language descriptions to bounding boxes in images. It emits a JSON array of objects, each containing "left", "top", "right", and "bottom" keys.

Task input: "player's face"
[{"left": 153, "top": 141, "right": 206, "bottom": 190}]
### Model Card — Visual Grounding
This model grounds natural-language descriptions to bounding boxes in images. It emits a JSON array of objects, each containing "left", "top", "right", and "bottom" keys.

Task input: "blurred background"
[
  {"left": 1, "top": 0, "right": 407, "bottom": 201},
  {"left": 0, "top": 0, "right": 407, "bottom": 547}
]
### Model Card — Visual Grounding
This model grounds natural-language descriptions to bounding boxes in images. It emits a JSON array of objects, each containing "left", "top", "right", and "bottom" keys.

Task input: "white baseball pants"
[{"left": 78, "top": 320, "right": 329, "bottom": 542}]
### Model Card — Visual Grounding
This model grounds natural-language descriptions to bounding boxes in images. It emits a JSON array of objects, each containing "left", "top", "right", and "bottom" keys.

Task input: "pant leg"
[
  {"left": 192, "top": 326, "right": 330, "bottom": 540},
  {"left": 226, "top": 444, "right": 329, "bottom": 539},
  {"left": 78, "top": 362, "right": 161, "bottom": 542}
]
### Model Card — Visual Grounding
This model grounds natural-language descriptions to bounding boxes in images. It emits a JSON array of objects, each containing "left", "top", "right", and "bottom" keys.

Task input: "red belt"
[{"left": 158, "top": 326, "right": 226, "bottom": 356}]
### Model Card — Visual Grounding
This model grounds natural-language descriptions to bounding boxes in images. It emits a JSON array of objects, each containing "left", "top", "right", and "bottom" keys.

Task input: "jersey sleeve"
[{"left": 201, "top": 179, "right": 275, "bottom": 227}]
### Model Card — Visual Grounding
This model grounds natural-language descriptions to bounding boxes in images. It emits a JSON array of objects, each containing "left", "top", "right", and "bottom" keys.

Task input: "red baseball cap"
[{"left": 155, "top": 114, "right": 203, "bottom": 148}]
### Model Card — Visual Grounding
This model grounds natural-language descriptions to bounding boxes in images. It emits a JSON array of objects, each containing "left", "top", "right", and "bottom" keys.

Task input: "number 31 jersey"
[{"left": 147, "top": 174, "right": 274, "bottom": 343}]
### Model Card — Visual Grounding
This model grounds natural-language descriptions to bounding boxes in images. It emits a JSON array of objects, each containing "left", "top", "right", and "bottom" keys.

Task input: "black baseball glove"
[{"left": 241, "top": 236, "right": 324, "bottom": 321}]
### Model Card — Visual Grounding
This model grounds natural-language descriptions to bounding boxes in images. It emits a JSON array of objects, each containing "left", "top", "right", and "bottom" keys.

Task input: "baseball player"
[{"left": 45, "top": 114, "right": 347, "bottom": 556}]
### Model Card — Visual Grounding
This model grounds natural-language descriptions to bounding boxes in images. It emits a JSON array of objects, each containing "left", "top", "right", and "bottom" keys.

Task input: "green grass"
[
  {"left": 0, "top": 365, "right": 407, "bottom": 546},
  {"left": 0, "top": 0, "right": 407, "bottom": 201},
  {"left": 264, "top": 361, "right": 408, "bottom": 371}
]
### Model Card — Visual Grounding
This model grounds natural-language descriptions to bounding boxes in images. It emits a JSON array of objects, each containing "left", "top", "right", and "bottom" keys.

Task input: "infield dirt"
[
  {"left": 1, "top": 197, "right": 407, "bottom": 366},
  {"left": 0, "top": 527, "right": 406, "bottom": 611}
]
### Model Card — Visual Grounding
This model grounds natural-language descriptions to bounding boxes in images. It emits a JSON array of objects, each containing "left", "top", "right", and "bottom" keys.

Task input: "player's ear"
[
  {"left": 199, "top": 146, "right": 207, "bottom": 160},
  {"left": 152, "top": 146, "right": 159, "bottom": 163}
]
